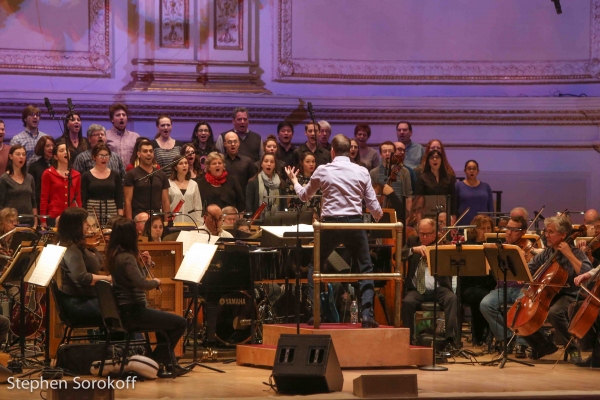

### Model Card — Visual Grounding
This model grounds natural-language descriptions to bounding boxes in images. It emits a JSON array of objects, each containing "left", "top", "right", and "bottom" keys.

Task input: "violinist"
[
  {"left": 480, "top": 216, "right": 531, "bottom": 357},
  {"left": 0, "top": 207, "right": 18, "bottom": 256},
  {"left": 58, "top": 208, "right": 111, "bottom": 326},
  {"left": 370, "top": 141, "right": 412, "bottom": 219},
  {"left": 104, "top": 217, "right": 190, "bottom": 377},
  {"left": 401, "top": 218, "right": 458, "bottom": 347},
  {"left": 523, "top": 216, "right": 592, "bottom": 362},
  {"left": 576, "top": 217, "right": 600, "bottom": 267}
]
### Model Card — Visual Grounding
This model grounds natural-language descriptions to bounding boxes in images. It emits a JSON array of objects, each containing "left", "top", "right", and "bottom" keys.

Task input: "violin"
[
  {"left": 507, "top": 225, "right": 586, "bottom": 337},
  {"left": 139, "top": 251, "right": 161, "bottom": 293},
  {"left": 515, "top": 237, "right": 538, "bottom": 263}
]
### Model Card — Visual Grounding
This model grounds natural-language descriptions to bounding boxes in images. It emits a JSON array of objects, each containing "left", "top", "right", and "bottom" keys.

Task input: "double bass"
[{"left": 507, "top": 225, "right": 585, "bottom": 336}]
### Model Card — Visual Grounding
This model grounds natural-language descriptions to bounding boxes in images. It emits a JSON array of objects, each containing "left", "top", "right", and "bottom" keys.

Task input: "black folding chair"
[{"left": 95, "top": 280, "right": 177, "bottom": 378}]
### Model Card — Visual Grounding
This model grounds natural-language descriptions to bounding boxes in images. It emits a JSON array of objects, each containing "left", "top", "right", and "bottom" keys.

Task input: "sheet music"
[
  {"left": 176, "top": 230, "right": 220, "bottom": 255},
  {"left": 174, "top": 243, "right": 218, "bottom": 283},
  {"left": 261, "top": 224, "right": 314, "bottom": 238},
  {"left": 25, "top": 244, "right": 67, "bottom": 287}
]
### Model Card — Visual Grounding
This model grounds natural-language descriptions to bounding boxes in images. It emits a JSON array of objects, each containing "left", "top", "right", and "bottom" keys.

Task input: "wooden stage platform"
[
  {"left": 3, "top": 349, "right": 600, "bottom": 400},
  {"left": 237, "top": 323, "right": 431, "bottom": 368}
]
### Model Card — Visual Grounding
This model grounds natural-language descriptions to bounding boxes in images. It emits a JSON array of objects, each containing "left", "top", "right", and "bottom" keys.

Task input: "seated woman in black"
[
  {"left": 104, "top": 217, "right": 190, "bottom": 377},
  {"left": 58, "top": 207, "right": 110, "bottom": 326}
]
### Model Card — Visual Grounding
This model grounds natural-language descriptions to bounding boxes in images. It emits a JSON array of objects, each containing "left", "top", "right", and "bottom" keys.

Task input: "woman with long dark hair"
[
  {"left": 286, "top": 151, "right": 320, "bottom": 212},
  {"left": 58, "top": 207, "right": 109, "bottom": 325},
  {"left": 190, "top": 121, "right": 215, "bottom": 172},
  {"left": 27, "top": 136, "right": 55, "bottom": 209},
  {"left": 104, "top": 217, "right": 189, "bottom": 377},
  {"left": 40, "top": 140, "right": 82, "bottom": 227},
  {"left": 168, "top": 156, "right": 202, "bottom": 225},
  {"left": 180, "top": 143, "right": 202, "bottom": 180},
  {"left": 415, "top": 149, "right": 457, "bottom": 218},
  {"left": 142, "top": 214, "right": 164, "bottom": 242},
  {"left": 0, "top": 145, "right": 37, "bottom": 225},
  {"left": 61, "top": 112, "right": 89, "bottom": 160}
]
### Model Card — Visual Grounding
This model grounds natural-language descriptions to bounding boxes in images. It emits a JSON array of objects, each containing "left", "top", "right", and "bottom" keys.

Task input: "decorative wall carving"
[
  {"left": 274, "top": 0, "right": 600, "bottom": 84},
  {"left": 160, "top": 0, "right": 189, "bottom": 48},
  {"left": 215, "top": 0, "right": 243, "bottom": 50},
  {"left": 0, "top": 0, "right": 110, "bottom": 77}
]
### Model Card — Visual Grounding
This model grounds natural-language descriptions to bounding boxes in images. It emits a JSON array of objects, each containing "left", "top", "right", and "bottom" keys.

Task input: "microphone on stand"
[
  {"left": 44, "top": 97, "right": 55, "bottom": 118},
  {"left": 67, "top": 98, "right": 75, "bottom": 113}
]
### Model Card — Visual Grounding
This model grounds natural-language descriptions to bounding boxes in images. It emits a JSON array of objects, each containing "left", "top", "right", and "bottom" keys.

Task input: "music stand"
[
  {"left": 0, "top": 245, "right": 44, "bottom": 369},
  {"left": 481, "top": 243, "right": 534, "bottom": 368},
  {"left": 19, "top": 245, "right": 67, "bottom": 377},
  {"left": 427, "top": 244, "right": 488, "bottom": 356},
  {"left": 173, "top": 243, "right": 225, "bottom": 373}
]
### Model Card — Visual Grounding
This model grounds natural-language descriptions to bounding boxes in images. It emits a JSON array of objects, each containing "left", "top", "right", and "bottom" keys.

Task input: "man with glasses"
[
  {"left": 215, "top": 107, "right": 263, "bottom": 162},
  {"left": 10, "top": 105, "right": 48, "bottom": 166},
  {"left": 73, "top": 125, "right": 125, "bottom": 178},
  {"left": 203, "top": 204, "right": 233, "bottom": 238},
  {"left": 401, "top": 218, "right": 458, "bottom": 346},
  {"left": 395, "top": 121, "right": 423, "bottom": 169},
  {"left": 223, "top": 130, "right": 256, "bottom": 194}
]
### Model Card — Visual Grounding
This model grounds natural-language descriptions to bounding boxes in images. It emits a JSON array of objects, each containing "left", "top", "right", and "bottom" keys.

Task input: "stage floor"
[{"left": 2, "top": 345, "right": 600, "bottom": 400}]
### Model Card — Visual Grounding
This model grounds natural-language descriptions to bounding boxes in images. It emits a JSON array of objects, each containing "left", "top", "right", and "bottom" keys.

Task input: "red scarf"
[{"left": 205, "top": 170, "right": 228, "bottom": 186}]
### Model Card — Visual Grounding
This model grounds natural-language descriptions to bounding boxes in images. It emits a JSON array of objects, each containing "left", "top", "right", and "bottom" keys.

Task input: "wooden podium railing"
[{"left": 312, "top": 221, "right": 403, "bottom": 329}]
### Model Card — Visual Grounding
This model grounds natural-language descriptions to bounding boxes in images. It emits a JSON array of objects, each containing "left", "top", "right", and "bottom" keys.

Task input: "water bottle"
[{"left": 350, "top": 300, "right": 359, "bottom": 324}]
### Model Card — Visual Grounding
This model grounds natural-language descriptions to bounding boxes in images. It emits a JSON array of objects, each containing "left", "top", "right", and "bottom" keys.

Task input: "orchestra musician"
[
  {"left": 104, "top": 217, "right": 190, "bottom": 378},
  {"left": 480, "top": 215, "right": 531, "bottom": 358},
  {"left": 58, "top": 207, "right": 110, "bottom": 326},
  {"left": 401, "top": 218, "right": 458, "bottom": 347},
  {"left": 142, "top": 214, "right": 164, "bottom": 242},
  {"left": 573, "top": 246, "right": 600, "bottom": 368},
  {"left": 0, "top": 207, "right": 18, "bottom": 256},
  {"left": 286, "top": 134, "right": 383, "bottom": 328},
  {"left": 522, "top": 216, "right": 592, "bottom": 362}
]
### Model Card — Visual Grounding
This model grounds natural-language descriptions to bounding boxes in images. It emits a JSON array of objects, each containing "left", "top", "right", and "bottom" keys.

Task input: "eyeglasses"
[
  {"left": 90, "top": 132, "right": 106, "bottom": 137},
  {"left": 226, "top": 140, "right": 239, "bottom": 145},
  {"left": 395, "top": 148, "right": 406, "bottom": 153},
  {"left": 29, "top": 113, "right": 41, "bottom": 118},
  {"left": 419, "top": 231, "right": 435, "bottom": 236},
  {"left": 97, "top": 154, "right": 110, "bottom": 159}
]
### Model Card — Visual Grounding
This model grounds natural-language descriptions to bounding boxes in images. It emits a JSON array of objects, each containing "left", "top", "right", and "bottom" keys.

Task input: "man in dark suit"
[
  {"left": 401, "top": 218, "right": 458, "bottom": 345},
  {"left": 215, "top": 107, "right": 263, "bottom": 162}
]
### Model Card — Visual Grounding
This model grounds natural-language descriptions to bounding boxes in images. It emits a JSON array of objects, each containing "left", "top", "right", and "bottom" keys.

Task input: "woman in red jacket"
[{"left": 40, "top": 140, "right": 82, "bottom": 227}]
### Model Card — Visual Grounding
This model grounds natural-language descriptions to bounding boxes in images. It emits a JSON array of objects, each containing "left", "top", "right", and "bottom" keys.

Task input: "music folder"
[
  {"left": 426, "top": 244, "right": 489, "bottom": 277},
  {"left": 173, "top": 242, "right": 218, "bottom": 284},
  {"left": 24, "top": 244, "right": 67, "bottom": 288},
  {"left": 482, "top": 243, "right": 532, "bottom": 282},
  {"left": 0, "top": 246, "right": 44, "bottom": 285}
]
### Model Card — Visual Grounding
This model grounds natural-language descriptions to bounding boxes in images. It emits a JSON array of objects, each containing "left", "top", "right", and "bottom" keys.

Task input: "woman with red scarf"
[{"left": 197, "top": 152, "right": 245, "bottom": 212}]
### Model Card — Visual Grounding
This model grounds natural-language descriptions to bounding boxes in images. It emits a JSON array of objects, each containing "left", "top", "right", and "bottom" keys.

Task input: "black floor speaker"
[{"left": 272, "top": 334, "right": 343, "bottom": 394}]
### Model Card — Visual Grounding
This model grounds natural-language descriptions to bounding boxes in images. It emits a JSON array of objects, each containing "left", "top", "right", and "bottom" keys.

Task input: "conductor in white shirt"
[{"left": 286, "top": 134, "right": 383, "bottom": 328}]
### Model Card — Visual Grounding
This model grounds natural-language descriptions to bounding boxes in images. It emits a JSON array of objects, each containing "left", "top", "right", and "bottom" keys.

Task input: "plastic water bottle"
[{"left": 350, "top": 300, "right": 359, "bottom": 324}]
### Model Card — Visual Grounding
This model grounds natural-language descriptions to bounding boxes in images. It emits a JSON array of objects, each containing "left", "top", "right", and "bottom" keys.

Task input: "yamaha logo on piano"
[{"left": 219, "top": 297, "right": 247, "bottom": 306}]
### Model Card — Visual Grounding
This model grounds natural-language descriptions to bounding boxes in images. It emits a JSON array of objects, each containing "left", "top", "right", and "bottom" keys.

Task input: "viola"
[
  {"left": 515, "top": 238, "right": 537, "bottom": 263},
  {"left": 507, "top": 226, "right": 585, "bottom": 337}
]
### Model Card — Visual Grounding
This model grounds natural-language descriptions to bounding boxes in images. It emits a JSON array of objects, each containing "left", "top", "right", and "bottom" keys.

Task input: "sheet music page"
[
  {"left": 177, "top": 230, "right": 220, "bottom": 255},
  {"left": 174, "top": 243, "right": 218, "bottom": 283},
  {"left": 25, "top": 244, "right": 67, "bottom": 287},
  {"left": 261, "top": 224, "right": 314, "bottom": 238}
]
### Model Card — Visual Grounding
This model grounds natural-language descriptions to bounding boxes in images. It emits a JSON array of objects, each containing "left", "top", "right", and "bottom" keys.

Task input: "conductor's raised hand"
[{"left": 285, "top": 166, "right": 300, "bottom": 185}]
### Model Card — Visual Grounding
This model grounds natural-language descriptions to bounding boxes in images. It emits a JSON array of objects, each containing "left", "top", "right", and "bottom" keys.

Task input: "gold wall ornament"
[
  {"left": 160, "top": 0, "right": 189, "bottom": 48},
  {"left": 215, "top": 0, "right": 243, "bottom": 50}
]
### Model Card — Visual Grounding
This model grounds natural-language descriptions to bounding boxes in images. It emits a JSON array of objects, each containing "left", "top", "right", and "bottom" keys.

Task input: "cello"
[
  {"left": 568, "top": 268, "right": 600, "bottom": 340},
  {"left": 507, "top": 225, "right": 585, "bottom": 337}
]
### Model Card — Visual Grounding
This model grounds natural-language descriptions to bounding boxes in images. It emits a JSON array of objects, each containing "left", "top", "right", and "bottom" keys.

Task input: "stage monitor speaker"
[
  {"left": 272, "top": 334, "right": 343, "bottom": 394},
  {"left": 353, "top": 374, "right": 418, "bottom": 398}
]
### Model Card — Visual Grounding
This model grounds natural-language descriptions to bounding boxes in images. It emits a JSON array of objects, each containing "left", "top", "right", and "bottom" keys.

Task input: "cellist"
[{"left": 523, "top": 216, "right": 592, "bottom": 362}]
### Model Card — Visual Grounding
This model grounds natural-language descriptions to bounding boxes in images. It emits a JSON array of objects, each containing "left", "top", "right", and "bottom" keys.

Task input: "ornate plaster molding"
[
  {"left": 0, "top": 0, "right": 110, "bottom": 77},
  {"left": 274, "top": 0, "right": 600, "bottom": 84},
  {"left": 160, "top": 0, "right": 189, "bottom": 48}
]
